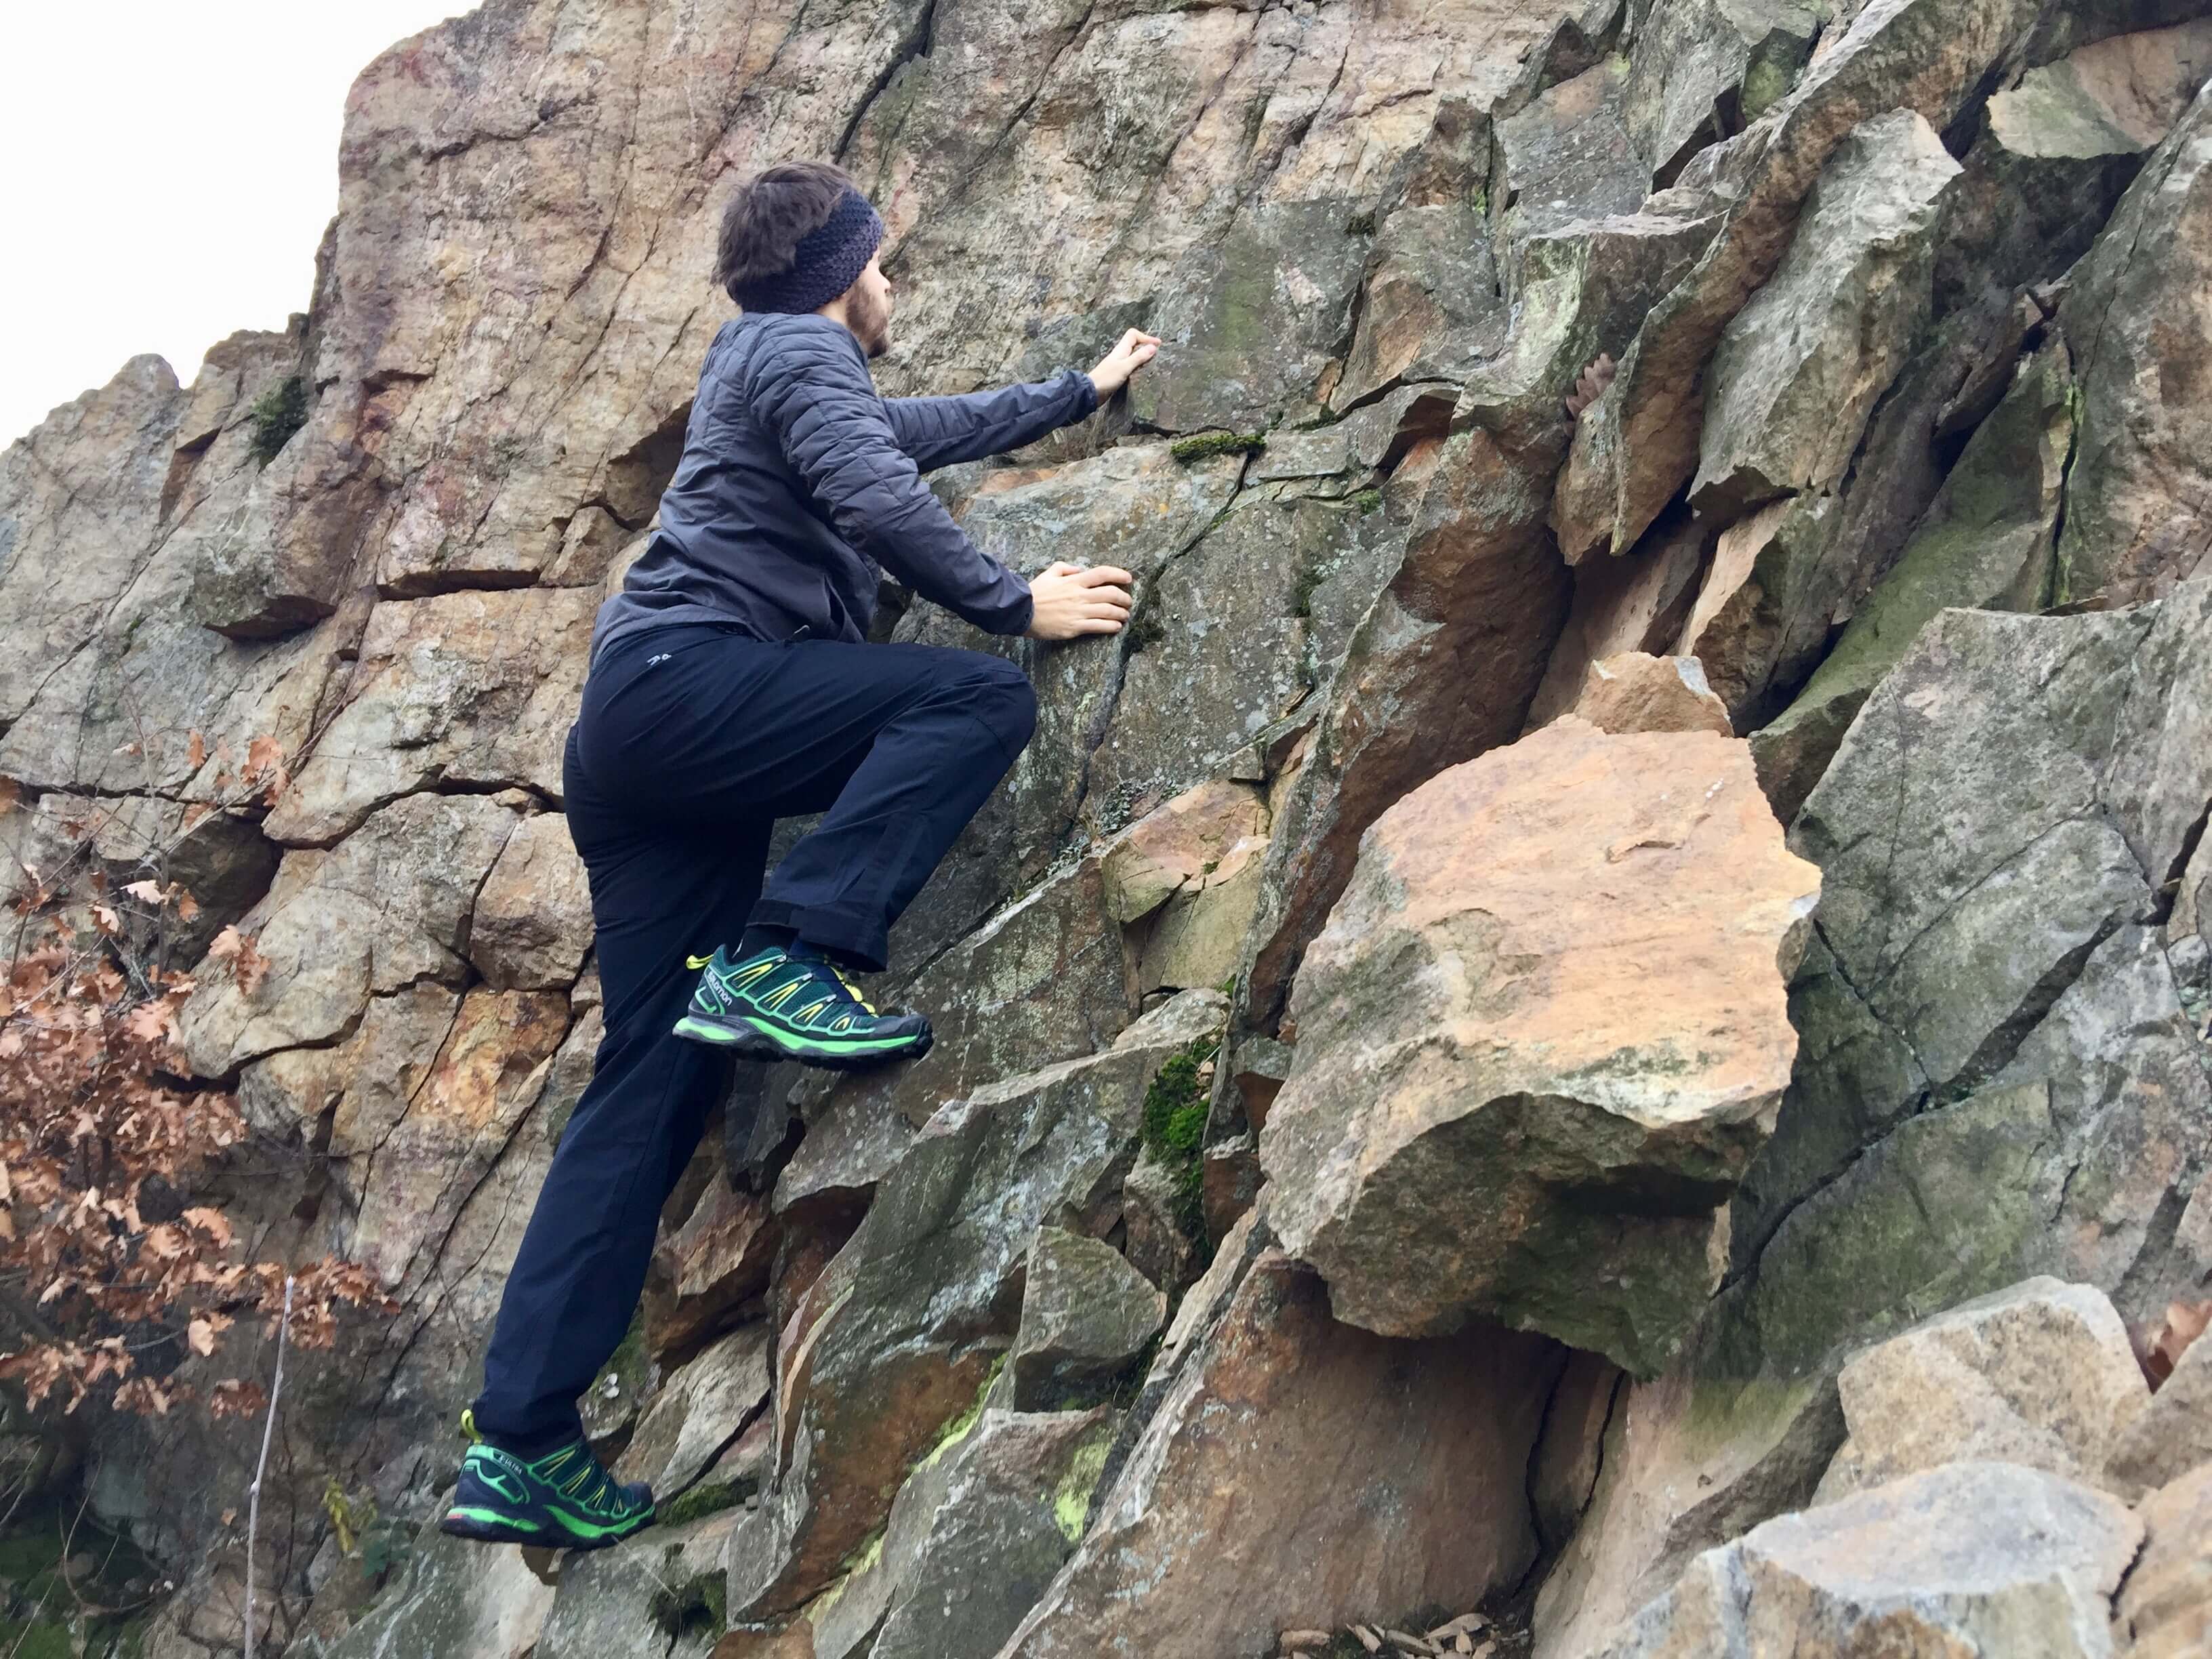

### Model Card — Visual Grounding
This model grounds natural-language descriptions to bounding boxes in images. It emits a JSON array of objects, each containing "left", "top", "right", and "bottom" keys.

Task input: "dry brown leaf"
[
  {"left": 121, "top": 880, "right": 165, "bottom": 905},
  {"left": 0, "top": 777, "right": 18, "bottom": 818},
  {"left": 186, "top": 731, "right": 207, "bottom": 771},
  {"left": 187, "top": 1318, "right": 216, "bottom": 1357},
  {"left": 2142, "top": 1298, "right": 2212, "bottom": 1390},
  {"left": 1565, "top": 352, "right": 1618, "bottom": 419}
]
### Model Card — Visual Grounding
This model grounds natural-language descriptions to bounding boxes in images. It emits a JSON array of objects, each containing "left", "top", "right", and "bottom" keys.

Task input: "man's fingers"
[
  {"left": 1040, "top": 560, "right": 1082, "bottom": 577},
  {"left": 1073, "top": 565, "right": 1134, "bottom": 587},
  {"left": 1071, "top": 615, "right": 1125, "bottom": 634}
]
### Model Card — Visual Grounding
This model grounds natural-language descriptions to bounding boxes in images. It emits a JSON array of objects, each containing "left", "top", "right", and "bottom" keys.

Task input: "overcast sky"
[{"left": 1, "top": 2, "right": 476, "bottom": 451}]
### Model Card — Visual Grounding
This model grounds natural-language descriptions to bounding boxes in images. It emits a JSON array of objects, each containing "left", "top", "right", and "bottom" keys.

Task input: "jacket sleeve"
[
  {"left": 748, "top": 327, "right": 1037, "bottom": 636},
  {"left": 880, "top": 368, "right": 1100, "bottom": 474}
]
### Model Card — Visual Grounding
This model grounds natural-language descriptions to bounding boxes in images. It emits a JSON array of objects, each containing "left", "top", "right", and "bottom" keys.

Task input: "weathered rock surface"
[
  {"left": 265, "top": 588, "right": 596, "bottom": 846},
  {"left": 1264, "top": 716, "right": 1818, "bottom": 1373},
  {"left": 1750, "top": 340, "right": 2071, "bottom": 817},
  {"left": 1557, "top": 0, "right": 2045, "bottom": 561},
  {"left": 469, "top": 809, "right": 593, "bottom": 989},
  {"left": 2106, "top": 1328, "right": 2212, "bottom": 1498},
  {"left": 810, "top": 1406, "right": 1118, "bottom": 1659},
  {"left": 724, "top": 991, "right": 1224, "bottom": 1618},
  {"left": 2115, "top": 1462, "right": 2212, "bottom": 1657},
  {"left": 1815, "top": 1277, "right": 2150, "bottom": 1502},
  {"left": 999, "top": 1244, "right": 1563, "bottom": 1658},
  {"left": 180, "top": 792, "right": 522, "bottom": 1075},
  {"left": 1593, "top": 1462, "right": 2142, "bottom": 1658},
  {"left": 2056, "top": 83, "right": 2212, "bottom": 605},
  {"left": 1005, "top": 1227, "right": 1165, "bottom": 1410},
  {"left": 295, "top": 1521, "right": 558, "bottom": 1659},
  {"left": 1690, "top": 110, "right": 1960, "bottom": 514},
  {"left": 1538, "top": 585, "right": 2212, "bottom": 1658}
]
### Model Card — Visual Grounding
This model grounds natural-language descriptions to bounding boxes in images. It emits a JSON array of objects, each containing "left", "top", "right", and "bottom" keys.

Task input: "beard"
[{"left": 852, "top": 283, "right": 893, "bottom": 359}]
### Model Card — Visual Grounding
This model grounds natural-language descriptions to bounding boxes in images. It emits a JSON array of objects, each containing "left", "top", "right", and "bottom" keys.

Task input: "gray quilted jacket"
[{"left": 592, "top": 311, "right": 1099, "bottom": 664}]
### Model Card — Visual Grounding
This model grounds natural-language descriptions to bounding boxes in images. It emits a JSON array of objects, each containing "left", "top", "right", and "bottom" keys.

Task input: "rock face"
[
  {"left": 6, "top": 0, "right": 2212, "bottom": 1651},
  {"left": 999, "top": 1242, "right": 1563, "bottom": 1658},
  {"left": 1690, "top": 110, "right": 1961, "bottom": 514},
  {"left": 2054, "top": 83, "right": 2212, "bottom": 605},
  {"left": 1262, "top": 716, "right": 1819, "bottom": 1375},
  {"left": 1593, "top": 1462, "right": 2143, "bottom": 1658}
]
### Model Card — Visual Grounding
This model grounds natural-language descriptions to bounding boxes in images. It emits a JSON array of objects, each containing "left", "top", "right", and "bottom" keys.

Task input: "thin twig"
[{"left": 243, "top": 1275, "right": 293, "bottom": 1659}]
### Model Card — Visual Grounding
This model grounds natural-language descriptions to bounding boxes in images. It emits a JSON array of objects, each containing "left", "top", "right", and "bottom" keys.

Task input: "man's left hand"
[{"left": 1089, "top": 329, "right": 1162, "bottom": 400}]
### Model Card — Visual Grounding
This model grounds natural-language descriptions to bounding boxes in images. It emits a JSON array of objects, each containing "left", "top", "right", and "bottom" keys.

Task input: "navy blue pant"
[{"left": 471, "top": 623, "right": 1036, "bottom": 1453}]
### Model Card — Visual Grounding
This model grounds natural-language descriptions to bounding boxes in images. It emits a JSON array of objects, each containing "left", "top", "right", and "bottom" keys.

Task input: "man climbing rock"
[{"left": 441, "top": 159, "right": 1156, "bottom": 1551}]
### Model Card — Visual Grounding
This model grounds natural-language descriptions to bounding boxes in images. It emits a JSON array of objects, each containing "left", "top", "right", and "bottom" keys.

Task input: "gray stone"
[
  {"left": 1691, "top": 110, "right": 1961, "bottom": 514},
  {"left": 468, "top": 809, "right": 593, "bottom": 990},
  {"left": 999, "top": 1248, "right": 1563, "bottom": 1658},
  {"left": 264, "top": 588, "right": 596, "bottom": 846},
  {"left": 537, "top": 1511, "right": 737, "bottom": 1659},
  {"left": 0, "top": 355, "right": 184, "bottom": 730},
  {"left": 1749, "top": 340, "right": 2071, "bottom": 817},
  {"left": 1494, "top": 60, "right": 1649, "bottom": 243},
  {"left": 1593, "top": 1462, "right": 2142, "bottom": 1658},
  {"left": 2107, "top": 1325, "right": 2212, "bottom": 1498},
  {"left": 1007, "top": 1227, "right": 1166, "bottom": 1409},
  {"left": 617, "top": 1323, "right": 772, "bottom": 1498},
  {"left": 1988, "top": 18, "right": 2212, "bottom": 160},
  {"left": 298, "top": 1521, "right": 557, "bottom": 1659},
  {"left": 723, "top": 991, "right": 1227, "bottom": 1620},
  {"left": 1816, "top": 1277, "right": 2150, "bottom": 1503},
  {"left": 810, "top": 1407, "right": 1118, "bottom": 1659},
  {"left": 2058, "top": 86, "right": 2212, "bottom": 604},
  {"left": 1620, "top": 0, "right": 1820, "bottom": 176},
  {"left": 180, "top": 792, "right": 523, "bottom": 1076}
]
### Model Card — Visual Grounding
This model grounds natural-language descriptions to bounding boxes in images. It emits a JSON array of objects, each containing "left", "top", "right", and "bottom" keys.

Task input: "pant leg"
[
  {"left": 576, "top": 634, "right": 1039, "bottom": 972},
  {"left": 746, "top": 644, "right": 1036, "bottom": 970},
  {"left": 470, "top": 726, "right": 773, "bottom": 1454}
]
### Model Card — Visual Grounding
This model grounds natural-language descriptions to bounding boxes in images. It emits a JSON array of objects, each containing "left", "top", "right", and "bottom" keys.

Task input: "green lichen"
[
  {"left": 1142, "top": 1034, "right": 1220, "bottom": 1248},
  {"left": 1050, "top": 1423, "right": 1118, "bottom": 1542},
  {"left": 1169, "top": 430, "right": 1269, "bottom": 463},
  {"left": 914, "top": 1355, "right": 1007, "bottom": 1478},
  {"left": 660, "top": 1475, "right": 753, "bottom": 1528},
  {"left": 1343, "top": 209, "right": 1377, "bottom": 237},
  {"left": 248, "top": 374, "right": 308, "bottom": 466},
  {"left": 1351, "top": 487, "right": 1384, "bottom": 514}
]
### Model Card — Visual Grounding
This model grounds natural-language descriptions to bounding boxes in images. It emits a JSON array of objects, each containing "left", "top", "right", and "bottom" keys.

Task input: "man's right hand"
[{"left": 1025, "top": 562, "right": 1134, "bottom": 640}]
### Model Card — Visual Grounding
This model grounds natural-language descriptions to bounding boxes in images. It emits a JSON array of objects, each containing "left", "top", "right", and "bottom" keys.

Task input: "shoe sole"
[
  {"left": 439, "top": 1506, "right": 655, "bottom": 1553},
  {"left": 671, "top": 1012, "right": 933, "bottom": 1071}
]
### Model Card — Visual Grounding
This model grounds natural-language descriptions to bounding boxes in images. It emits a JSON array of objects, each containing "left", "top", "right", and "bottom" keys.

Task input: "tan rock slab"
[
  {"left": 470, "top": 809, "right": 593, "bottom": 990},
  {"left": 1593, "top": 1461, "right": 2143, "bottom": 1658},
  {"left": 1816, "top": 1276, "right": 2151, "bottom": 1503},
  {"left": 2114, "top": 1462, "right": 2212, "bottom": 1657},
  {"left": 1262, "top": 716, "right": 1818, "bottom": 1374},
  {"left": 2108, "top": 1327, "right": 2212, "bottom": 1498}
]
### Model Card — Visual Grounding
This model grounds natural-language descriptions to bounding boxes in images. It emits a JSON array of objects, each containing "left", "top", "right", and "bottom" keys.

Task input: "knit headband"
[{"left": 732, "top": 187, "right": 886, "bottom": 314}]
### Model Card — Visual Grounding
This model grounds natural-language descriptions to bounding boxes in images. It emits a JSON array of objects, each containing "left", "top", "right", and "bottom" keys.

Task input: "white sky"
[{"left": 1, "top": 2, "right": 478, "bottom": 451}]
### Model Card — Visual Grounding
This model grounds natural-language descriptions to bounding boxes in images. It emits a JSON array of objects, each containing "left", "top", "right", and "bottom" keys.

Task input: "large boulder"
[
  {"left": 1263, "top": 715, "right": 1818, "bottom": 1374},
  {"left": 1592, "top": 1462, "right": 2143, "bottom": 1658}
]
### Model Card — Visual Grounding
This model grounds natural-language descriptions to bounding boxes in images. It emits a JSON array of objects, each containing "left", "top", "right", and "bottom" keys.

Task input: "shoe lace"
[{"left": 825, "top": 962, "right": 879, "bottom": 1015}]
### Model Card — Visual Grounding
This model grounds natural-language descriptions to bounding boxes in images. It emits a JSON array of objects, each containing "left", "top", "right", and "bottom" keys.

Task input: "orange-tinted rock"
[
  {"left": 1571, "top": 652, "right": 1733, "bottom": 735},
  {"left": 1263, "top": 716, "right": 1818, "bottom": 1374}
]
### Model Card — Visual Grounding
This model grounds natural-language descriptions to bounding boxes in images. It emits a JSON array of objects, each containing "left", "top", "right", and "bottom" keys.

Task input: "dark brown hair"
[{"left": 715, "top": 161, "right": 859, "bottom": 304}]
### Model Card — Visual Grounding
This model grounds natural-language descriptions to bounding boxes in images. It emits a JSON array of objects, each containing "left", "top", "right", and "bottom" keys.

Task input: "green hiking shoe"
[
  {"left": 672, "top": 943, "right": 933, "bottom": 1069},
  {"left": 440, "top": 1410, "right": 655, "bottom": 1551}
]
